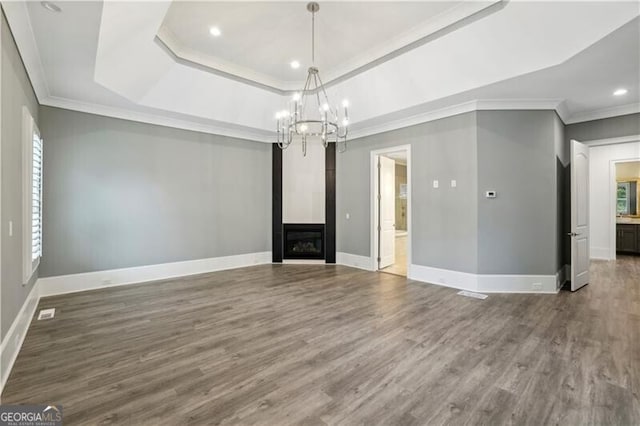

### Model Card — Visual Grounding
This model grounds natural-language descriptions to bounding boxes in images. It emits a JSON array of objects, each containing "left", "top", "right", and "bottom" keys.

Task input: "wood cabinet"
[{"left": 616, "top": 224, "right": 639, "bottom": 253}]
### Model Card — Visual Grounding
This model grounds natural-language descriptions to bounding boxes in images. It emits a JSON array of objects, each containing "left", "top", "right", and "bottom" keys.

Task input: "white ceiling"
[
  {"left": 3, "top": 1, "right": 639, "bottom": 142},
  {"left": 158, "top": 1, "right": 488, "bottom": 90}
]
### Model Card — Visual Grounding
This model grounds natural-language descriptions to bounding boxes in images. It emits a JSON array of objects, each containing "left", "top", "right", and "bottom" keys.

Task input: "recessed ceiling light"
[
  {"left": 209, "top": 27, "right": 222, "bottom": 37},
  {"left": 613, "top": 88, "right": 628, "bottom": 96},
  {"left": 41, "top": 1, "right": 62, "bottom": 12},
  {"left": 290, "top": 60, "right": 301, "bottom": 69}
]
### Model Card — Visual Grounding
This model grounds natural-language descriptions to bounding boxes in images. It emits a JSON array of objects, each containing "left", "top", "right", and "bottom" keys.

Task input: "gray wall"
[
  {"left": 337, "top": 112, "right": 478, "bottom": 273},
  {"left": 338, "top": 110, "right": 565, "bottom": 277},
  {"left": 1, "top": 10, "right": 40, "bottom": 339},
  {"left": 565, "top": 113, "right": 640, "bottom": 143},
  {"left": 39, "top": 106, "right": 271, "bottom": 277},
  {"left": 476, "top": 110, "right": 558, "bottom": 275}
]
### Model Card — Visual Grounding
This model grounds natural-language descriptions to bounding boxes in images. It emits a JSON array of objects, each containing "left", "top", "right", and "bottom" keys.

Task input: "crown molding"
[
  {"left": 349, "top": 99, "right": 566, "bottom": 140},
  {"left": 155, "top": 29, "right": 289, "bottom": 95},
  {"left": 42, "top": 95, "right": 622, "bottom": 145},
  {"left": 41, "top": 96, "right": 274, "bottom": 143},
  {"left": 1, "top": 1, "right": 50, "bottom": 101},
  {"left": 565, "top": 102, "right": 640, "bottom": 124}
]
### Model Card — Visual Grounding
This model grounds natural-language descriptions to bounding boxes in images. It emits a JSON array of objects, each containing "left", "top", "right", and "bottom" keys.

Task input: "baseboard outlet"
[
  {"left": 590, "top": 247, "right": 611, "bottom": 260},
  {"left": 38, "top": 251, "right": 272, "bottom": 297},
  {"left": 1, "top": 282, "right": 40, "bottom": 395},
  {"left": 336, "top": 252, "right": 375, "bottom": 271},
  {"left": 409, "top": 264, "right": 559, "bottom": 294}
]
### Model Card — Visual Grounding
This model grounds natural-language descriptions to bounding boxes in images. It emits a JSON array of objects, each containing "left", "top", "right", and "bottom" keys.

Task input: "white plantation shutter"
[
  {"left": 32, "top": 133, "right": 43, "bottom": 261},
  {"left": 22, "top": 107, "right": 43, "bottom": 284}
]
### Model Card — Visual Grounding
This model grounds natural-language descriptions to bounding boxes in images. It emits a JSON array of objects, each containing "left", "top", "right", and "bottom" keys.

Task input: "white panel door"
[
  {"left": 379, "top": 156, "right": 396, "bottom": 269},
  {"left": 571, "top": 139, "right": 590, "bottom": 291}
]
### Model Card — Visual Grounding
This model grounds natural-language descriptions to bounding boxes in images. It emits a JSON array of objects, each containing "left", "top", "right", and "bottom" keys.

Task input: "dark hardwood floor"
[{"left": 2, "top": 257, "right": 640, "bottom": 425}]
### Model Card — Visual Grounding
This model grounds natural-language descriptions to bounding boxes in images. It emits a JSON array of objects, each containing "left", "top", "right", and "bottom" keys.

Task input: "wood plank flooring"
[
  {"left": 381, "top": 234, "right": 408, "bottom": 276},
  {"left": 2, "top": 257, "right": 640, "bottom": 425}
]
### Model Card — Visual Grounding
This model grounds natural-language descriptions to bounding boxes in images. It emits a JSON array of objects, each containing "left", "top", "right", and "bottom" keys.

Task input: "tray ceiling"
[
  {"left": 3, "top": 1, "right": 639, "bottom": 142},
  {"left": 157, "top": 1, "right": 492, "bottom": 91}
]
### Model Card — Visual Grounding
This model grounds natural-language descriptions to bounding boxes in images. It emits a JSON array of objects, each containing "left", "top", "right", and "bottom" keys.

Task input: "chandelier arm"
[
  {"left": 314, "top": 72, "right": 334, "bottom": 117},
  {"left": 299, "top": 71, "right": 313, "bottom": 123},
  {"left": 337, "top": 137, "right": 347, "bottom": 153},
  {"left": 313, "top": 73, "right": 323, "bottom": 111},
  {"left": 278, "top": 141, "right": 291, "bottom": 150}
]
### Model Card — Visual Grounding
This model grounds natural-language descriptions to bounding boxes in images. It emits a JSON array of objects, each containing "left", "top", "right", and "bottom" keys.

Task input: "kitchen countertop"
[{"left": 617, "top": 217, "right": 640, "bottom": 225}]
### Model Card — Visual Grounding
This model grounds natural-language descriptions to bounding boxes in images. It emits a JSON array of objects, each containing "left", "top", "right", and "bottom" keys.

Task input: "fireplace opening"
[{"left": 283, "top": 224, "right": 325, "bottom": 260}]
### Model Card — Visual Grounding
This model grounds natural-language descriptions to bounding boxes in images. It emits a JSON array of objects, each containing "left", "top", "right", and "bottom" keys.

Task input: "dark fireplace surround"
[
  {"left": 272, "top": 144, "right": 336, "bottom": 263},
  {"left": 283, "top": 224, "right": 325, "bottom": 260}
]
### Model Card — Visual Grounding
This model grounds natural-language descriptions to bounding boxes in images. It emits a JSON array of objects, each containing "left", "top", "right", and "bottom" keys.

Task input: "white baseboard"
[
  {"left": 477, "top": 274, "right": 558, "bottom": 294},
  {"left": 336, "top": 252, "right": 375, "bottom": 271},
  {"left": 590, "top": 246, "right": 611, "bottom": 260},
  {"left": 408, "top": 264, "right": 559, "bottom": 294},
  {"left": 38, "top": 251, "right": 272, "bottom": 297},
  {"left": 409, "top": 264, "right": 479, "bottom": 291},
  {"left": 1, "top": 282, "right": 40, "bottom": 395}
]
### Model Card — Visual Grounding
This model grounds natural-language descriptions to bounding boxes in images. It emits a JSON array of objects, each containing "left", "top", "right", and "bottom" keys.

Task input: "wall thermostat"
[{"left": 485, "top": 190, "right": 497, "bottom": 198}]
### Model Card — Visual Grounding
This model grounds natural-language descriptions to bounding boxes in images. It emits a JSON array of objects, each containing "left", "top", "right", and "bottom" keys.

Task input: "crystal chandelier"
[{"left": 275, "top": 2, "right": 349, "bottom": 156}]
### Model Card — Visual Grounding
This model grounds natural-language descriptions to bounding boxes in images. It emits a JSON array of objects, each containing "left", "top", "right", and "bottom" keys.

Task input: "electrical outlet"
[
  {"left": 433, "top": 180, "right": 439, "bottom": 189},
  {"left": 532, "top": 282, "right": 542, "bottom": 291}
]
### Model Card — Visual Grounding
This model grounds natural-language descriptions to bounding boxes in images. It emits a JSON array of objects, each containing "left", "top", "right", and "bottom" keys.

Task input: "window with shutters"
[
  {"left": 22, "top": 108, "right": 43, "bottom": 283},
  {"left": 31, "top": 132, "right": 43, "bottom": 261}
]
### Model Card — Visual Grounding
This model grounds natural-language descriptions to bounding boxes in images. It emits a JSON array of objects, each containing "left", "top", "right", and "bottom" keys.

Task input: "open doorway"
[
  {"left": 371, "top": 145, "right": 411, "bottom": 277},
  {"left": 614, "top": 160, "right": 640, "bottom": 257}
]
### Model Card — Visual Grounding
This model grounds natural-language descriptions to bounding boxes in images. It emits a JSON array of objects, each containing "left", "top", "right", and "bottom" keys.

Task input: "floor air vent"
[
  {"left": 457, "top": 291, "right": 488, "bottom": 300},
  {"left": 37, "top": 308, "right": 56, "bottom": 320}
]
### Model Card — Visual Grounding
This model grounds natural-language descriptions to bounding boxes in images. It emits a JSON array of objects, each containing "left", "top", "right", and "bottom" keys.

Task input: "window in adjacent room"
[
  {"left": 617, "top": 182, "right": 630, "bottom": 215},
  {"left": 22, "top": 108, "right": 43, "bottom": 283}
]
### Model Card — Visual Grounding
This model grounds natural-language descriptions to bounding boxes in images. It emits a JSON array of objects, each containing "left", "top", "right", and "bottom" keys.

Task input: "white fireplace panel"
[{"left": 282, "top": 139, "right": 326, "bottom": 224}]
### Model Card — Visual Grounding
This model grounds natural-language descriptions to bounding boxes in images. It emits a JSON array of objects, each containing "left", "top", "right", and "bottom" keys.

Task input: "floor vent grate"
[
  {"left": 38, "top": 308, "right": 56, "bottom": 320},
  {"left": 457, "top": 291, "right": 488, "bottom": 300}
]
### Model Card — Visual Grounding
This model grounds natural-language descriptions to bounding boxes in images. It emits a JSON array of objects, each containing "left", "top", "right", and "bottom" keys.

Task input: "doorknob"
[{"left": 567, "top": 232, "right": 578, "bottom": 237}]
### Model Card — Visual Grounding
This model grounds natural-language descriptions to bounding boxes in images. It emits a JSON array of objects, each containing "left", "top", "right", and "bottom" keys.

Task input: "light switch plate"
[
  {"left": 451, "top": 180, "right": 457, "bottom": 188},
  {"left": 433, "top": 180, "right": 439, "bottom": 189}
]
